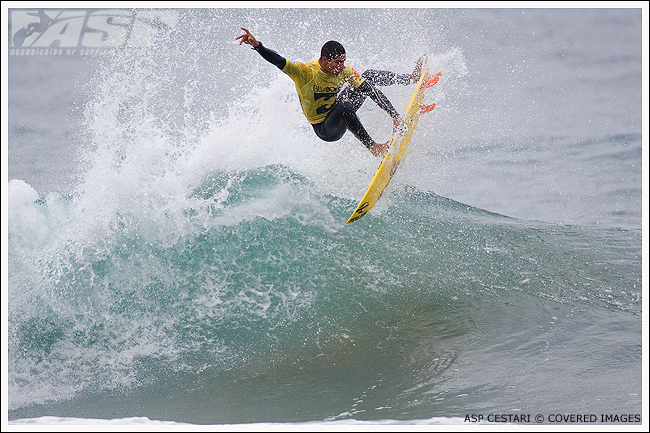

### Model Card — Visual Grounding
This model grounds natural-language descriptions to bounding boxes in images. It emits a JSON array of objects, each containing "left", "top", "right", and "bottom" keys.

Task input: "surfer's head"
[
  {"left": 320, "top": 41, "right": 345, "bottom": 60},
  {"left": 319, "top": 41, "right": 346, "bottom": 76}
]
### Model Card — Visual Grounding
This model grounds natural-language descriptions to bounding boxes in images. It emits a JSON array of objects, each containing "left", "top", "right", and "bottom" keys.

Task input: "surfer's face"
[{"left": 320, "top": 55, "right": 346, "bottom": 76}]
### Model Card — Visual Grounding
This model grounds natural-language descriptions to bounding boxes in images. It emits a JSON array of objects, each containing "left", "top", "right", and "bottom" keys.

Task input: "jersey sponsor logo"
[
  {"left": 313, "top": 85, "right": 340, "bottom": 94},
  {"left": 313, "top": 83, "right": 339, "bottom": 114},
  {"left": 8, "top": 9, "right": 179, "bottom": 55},
  {"left": 314, "top": 92, "right": 337, "bottom": 115}
]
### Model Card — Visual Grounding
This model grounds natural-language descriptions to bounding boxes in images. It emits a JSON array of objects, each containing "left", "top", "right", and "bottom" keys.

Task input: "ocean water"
[{"left": 5, "top": 7, "right": 645, "bottom": 427}]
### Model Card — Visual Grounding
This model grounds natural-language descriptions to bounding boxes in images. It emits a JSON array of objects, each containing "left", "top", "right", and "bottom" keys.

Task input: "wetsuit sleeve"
[
  {"left": 358, "top": 80, "right": 399, "bottom": 118},
  {"left": 252, "top": 42, "right": 287, "bottom": 69}
]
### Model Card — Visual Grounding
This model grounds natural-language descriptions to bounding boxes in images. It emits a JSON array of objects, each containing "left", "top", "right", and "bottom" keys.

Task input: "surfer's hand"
[
  {"left": 236, "top": 28, "right": 259, "bottom": 48},
  {"left": 393, "top": 116, "right": 407, "bottom": 135}
]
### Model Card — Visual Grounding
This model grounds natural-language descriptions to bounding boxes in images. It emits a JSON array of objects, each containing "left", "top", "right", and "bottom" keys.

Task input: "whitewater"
[{"left": 5, "top": 7, "right": 646, "bottom": 428}]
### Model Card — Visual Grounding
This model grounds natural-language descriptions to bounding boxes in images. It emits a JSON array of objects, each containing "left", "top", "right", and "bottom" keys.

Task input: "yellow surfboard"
[{"left": 346, "top": 62, "right": 440, "bottom": 224}]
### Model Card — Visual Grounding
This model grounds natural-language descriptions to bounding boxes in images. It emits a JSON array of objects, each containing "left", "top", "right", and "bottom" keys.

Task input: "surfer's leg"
[
  {"left": 361, "top": 56, "right": 426, "bottom": 86},
  {"left": 338, "top": 67, "right": 414, "bottom": 111},
  {"left": 312, "top": 100, "right": 374, "bottom": 148},
  {"left": 361, "top": 70, "right": 413, "bottom": 86},
  {"left": 337, "top": 101, "right": 375, "bottom": 147},
  {"left": 337, "top": 84, "right": 366, "bottom": 111}
]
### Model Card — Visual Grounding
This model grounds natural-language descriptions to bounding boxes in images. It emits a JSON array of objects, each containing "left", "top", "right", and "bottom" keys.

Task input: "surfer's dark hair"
[{"left": 321, "top": 41, "right": 345, "bottom": 60}]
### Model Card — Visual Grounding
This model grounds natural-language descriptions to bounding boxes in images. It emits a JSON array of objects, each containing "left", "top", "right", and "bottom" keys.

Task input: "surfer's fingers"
[{"left": 236, "top": 33, "right": 251, "bottom": 45}]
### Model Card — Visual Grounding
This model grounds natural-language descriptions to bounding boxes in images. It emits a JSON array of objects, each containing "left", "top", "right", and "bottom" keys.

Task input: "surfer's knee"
[{"left": 338, "top": 100, "right": 355, "bottom": 115}]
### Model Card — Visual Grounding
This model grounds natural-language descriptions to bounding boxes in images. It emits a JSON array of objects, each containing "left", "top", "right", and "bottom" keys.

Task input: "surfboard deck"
[{"left": 346, "top": 61, "right": 439, "bottom": 224}]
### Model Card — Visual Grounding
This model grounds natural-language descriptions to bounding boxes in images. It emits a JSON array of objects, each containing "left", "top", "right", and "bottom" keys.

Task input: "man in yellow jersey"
[{"left": 237, "top": 28, "right": 422, "bottom": 157}]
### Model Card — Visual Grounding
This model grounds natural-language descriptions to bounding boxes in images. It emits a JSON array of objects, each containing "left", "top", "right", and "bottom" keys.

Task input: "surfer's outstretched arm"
[
  {"left": 252, "top": 43, "right": 286, "bottom": 69},
  {"left": 237, "top": 27, "right": 286, "bottom": 69}
]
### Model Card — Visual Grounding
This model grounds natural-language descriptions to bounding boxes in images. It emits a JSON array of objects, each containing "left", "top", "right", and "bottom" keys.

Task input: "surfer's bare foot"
[
  {"left": 369, "top": 141, "right": 390, "bottom": 157},
  {"left": 411, "top": 55, "right": 426, "bottom": 83}
]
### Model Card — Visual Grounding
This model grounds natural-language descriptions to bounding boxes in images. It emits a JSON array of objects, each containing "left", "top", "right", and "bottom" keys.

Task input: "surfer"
[{"left": 237, "top": 27, "right": 422, "bottom": 156}]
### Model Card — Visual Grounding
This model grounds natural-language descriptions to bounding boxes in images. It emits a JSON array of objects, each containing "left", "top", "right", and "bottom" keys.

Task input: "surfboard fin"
[
  {"left": 421, "top": 72, "right": 442, "bottom": 89},
  {"left": 420, "top": 103, "right": 436, "bottom": 113}
]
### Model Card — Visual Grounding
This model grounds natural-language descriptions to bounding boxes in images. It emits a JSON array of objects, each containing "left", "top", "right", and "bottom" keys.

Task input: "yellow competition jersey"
[{"left": 281, "top": 59, "right": 365, "bottom": 124}]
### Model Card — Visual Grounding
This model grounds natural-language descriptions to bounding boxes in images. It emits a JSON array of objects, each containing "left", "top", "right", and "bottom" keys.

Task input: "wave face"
[
  {"left": 7, "top": 167, "right": 642, "bottom": 422},
  {"left": 7, "top": 8, "right": 642, "bottom": 425}
]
